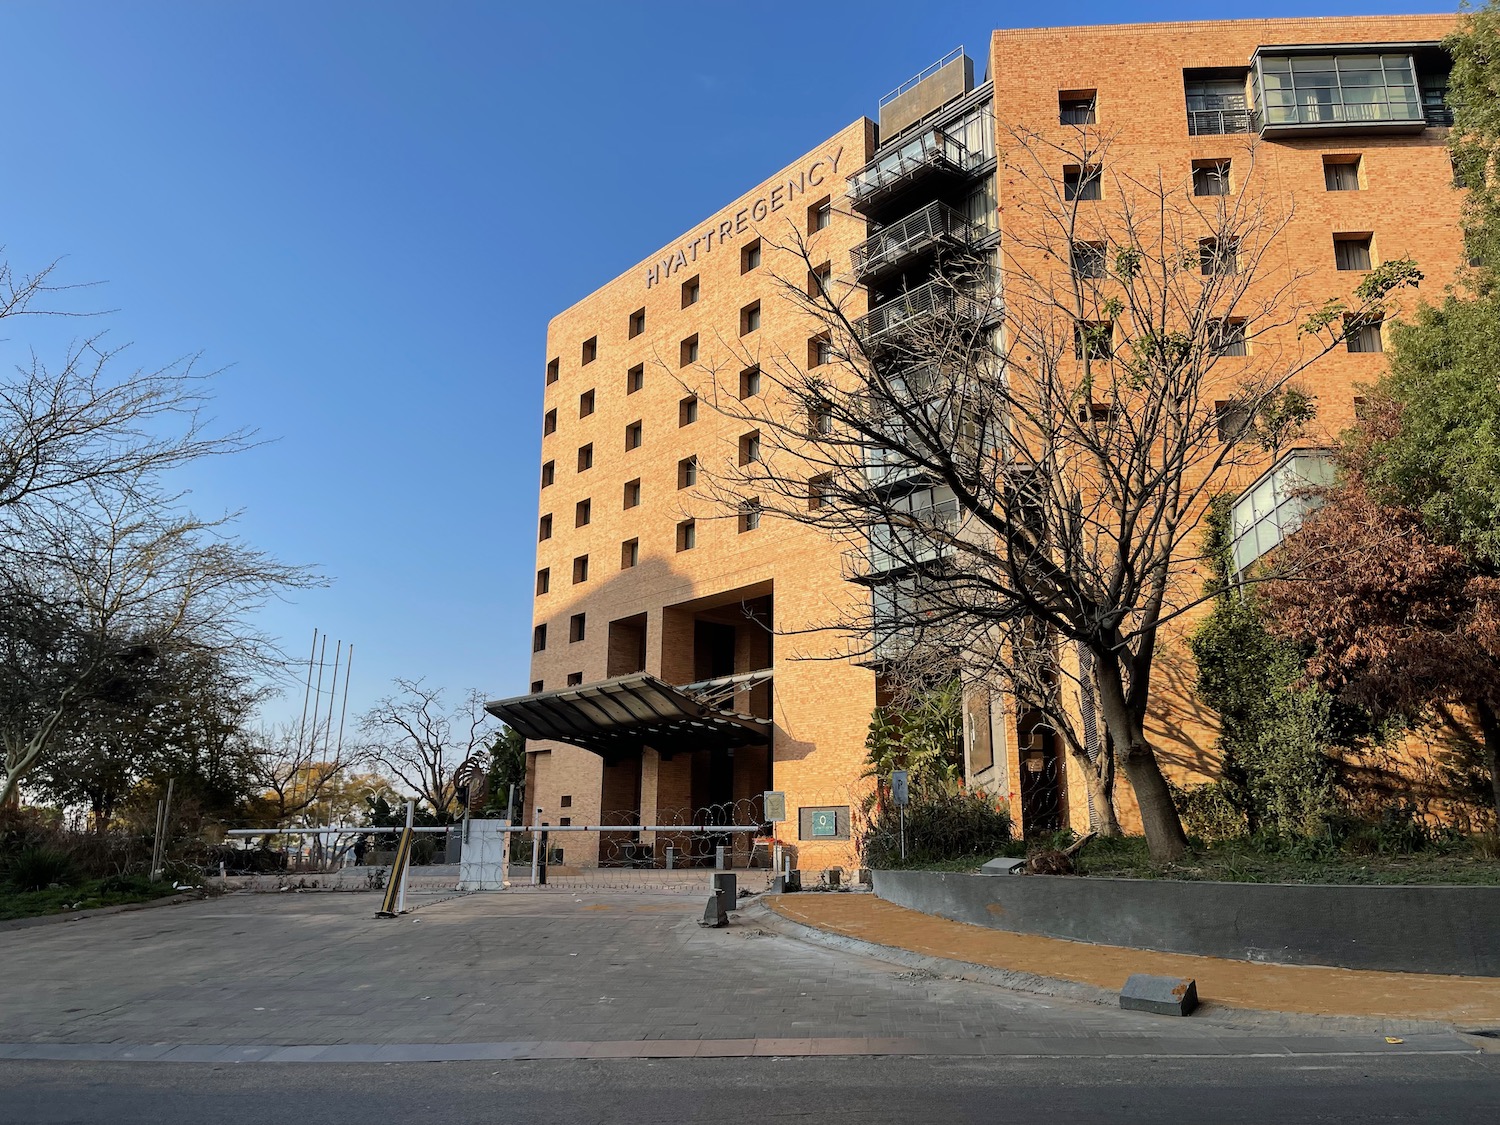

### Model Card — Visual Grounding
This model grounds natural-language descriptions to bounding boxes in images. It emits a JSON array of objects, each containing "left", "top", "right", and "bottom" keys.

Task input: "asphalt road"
[{"left": 3, "top": 1054, "right": 1500, "bottom": 1125}]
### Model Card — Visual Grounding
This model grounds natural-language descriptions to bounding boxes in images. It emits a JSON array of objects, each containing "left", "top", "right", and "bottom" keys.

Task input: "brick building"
[{"left": 488, "top": 15, "right": 1465, "bottom": 868}]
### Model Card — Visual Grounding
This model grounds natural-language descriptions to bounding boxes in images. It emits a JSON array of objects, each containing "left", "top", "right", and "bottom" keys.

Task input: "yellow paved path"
[{"left": 769, "top": 893, "right": 1500, "bottom": 1024}]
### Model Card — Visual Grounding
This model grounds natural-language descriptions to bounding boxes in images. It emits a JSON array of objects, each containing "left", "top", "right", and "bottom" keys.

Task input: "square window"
[
  {"left": 809, "top": 196, "right": 831, "bottom": 232},
  {"left": 569, "top": 613, "right": 586, "bottom": 643},
  {"left": 808, "top": 474, "right": 830, "bottom": 510},
  {"left": 577, "top": 443, "right": 593, "bottom": 472},
  {"left": 560, "top": 794, "right": 572, "bottom": 808},
  {"left": 681, "top": 275, "right": 700, "bottom": 308},
  {"left": 566, "top": 671, "right": 583, "bottom": 686},
  {"left": 533, "top": 623, "right": 548, "bottom": 652},
  {"left": 623, "top": 478, "right": 641, "bottom": 509},
  {"left": 559, "top": 817, "right": 571, "bottom": 826},
  {"left": 627, "top": 363, "right": 644, "bottom": 394},
  {"left": 808, "top": 262, "right": 831, "bottom": 298},
  {"left": 581, "top": 336, "right": 597, "bottom": 365},
  {"left": 679, "top": 396, "right": 699, "bottom": 426},
  {"left": 621, "top": 538, "right": 639, "bottom": 569},
  {"left": 1210, "top": 319, "right": 1248, "bottom": 356},
  {"left": 1323, "top": 155, "right": 1361, "bottom": 192},
  {"left": 536, "top": 567, "right": 550, "bottom": 595},
  {"left": 809, "top": 401, "right": 833, "bottom": 435},
  {"left": 628, "top": 307, "right": 646, "bottom": 337},
  {"left": 1200, "top": 237, "right": 1238, "bottom": 276},
  {"left": 1059, "top": 90, "right": 1097, "bottom": 125},
  {"left": 575, "top": 498, "right": 591, "bottom": 527},
  {"left": 1078, "top": 401, "right": 1116, "bottom": 424},
  {"left": 1215, "top": 400, "right": 1254, "bottom": 444},
  {"left": 676, "top": 519, "right": 696, "bottom": 552},
  {"left": 741, "top": 240, "right": 761, "bottom": 273},
  {"left": 1074, "top": 321, "right": 1113, "bottom": 360},
  {"left": 739, "top": 366, "right": 762, "bottom": 399},
  {"left": 572, "top": 555, "right": 589, "bottom": 584},
  {"left": 739, "top": 431, "right": 761, "bottom": 466},
  {"left": 680, "top": 334, "right": 699, "bottom": 366},
  {"left": 1063, "top": 164, "right": 1102, "bottom": 201},
  {"left": 1070, "top": 241, "right": 1106, "bottom": 279},
  {"left": 1345, "top": 314, "right": 1384, "bottom": 353},
  {"left": 546, "top": 358, "right": 560, "bottom": 385},
  {"left": 738, "top": 498, "right": 761, "bottom": 533},
  {"left": 809, "top": 335, "right": 832, "bottom": 368},
  {"left": 543, "top": 408, "right": 557, "bottom": 436},
  {"left": 579, "top": 389, "right": 595, "bottom": 418},
  {"left": 538, "top": 514, "right": 553, "bottom": 541},
  {"left": 531, "top": 680, "right": 544, "bottom": 693},
  {"left": 541, "top": 460, "right": 555, "bottom": 488},
  {"left": 1192, "top": 159, "right": 1231, "bottom": 197},
  {"left": 678, "top": 456, "right": 698, "bottom": 489},
  {"left": 1335, "top": 234, "right": 1373, "bottom": 271},
  {"left": 625, "top": 420, "right": 643, "bottom": 450},
  {"left": 740, "top": 301, "right": 761, "bottom": 335}
]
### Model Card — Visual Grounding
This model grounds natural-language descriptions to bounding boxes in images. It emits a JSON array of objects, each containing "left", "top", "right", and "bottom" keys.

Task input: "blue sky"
[{"left": 0, "top": 0, "right": 1453, "bottom": 725}]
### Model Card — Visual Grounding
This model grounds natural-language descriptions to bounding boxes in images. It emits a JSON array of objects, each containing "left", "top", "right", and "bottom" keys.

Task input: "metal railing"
[
  {"left": 879, "top": 46, "right": 966, "bottom": 108},
  {"left": 854, "top": 278, "right": 999, "bottom": 343},
  {"left": 847, "top": 127, "right": 976, "bottom": 211},
  {"left": 850, "top": 200, "right": 977, "bottom": 281},
  {"left": 1186, "top": 107, "right": 1253, "bottom": 135},
  {"left": 843, "top": 499, "right": 961, "bottom": 582}
]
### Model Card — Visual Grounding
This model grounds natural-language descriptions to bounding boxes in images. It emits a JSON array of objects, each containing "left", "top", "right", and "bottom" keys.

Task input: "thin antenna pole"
[
  {"left": 310, "top": 634, "right": 328, "bottom": 758},
  {"left": 297, "top": 629, "right": 318, "bottom": 755},
  {"left": 335, "top": 645, "right": 354, "bottom": 758},
  {"left": 324, "top": 639, "right": 342, "bottom": 759}
]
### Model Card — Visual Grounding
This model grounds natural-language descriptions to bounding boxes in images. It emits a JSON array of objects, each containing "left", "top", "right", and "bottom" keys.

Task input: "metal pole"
[
  {"left": 334, "top": 644, "right": 353, "bottom": 760},
  {"left": 530, "top": 807, "right": 541, "bottom": 886},
  {"left": 322, "top": 639, "right": 342, "bottom": 760},
  {"left": 310, "top": 635, "right": 329, "bottom": 756},
  {"left": 150, "top": 799, "right": 165, "bottom": 881},
  {"left": 396, "top": 799, "right": 414, "bottom": 915},
  {"left": 296, "top": 629, "right": 318, "bottom": 759},
  {"left": 899, "top": 807, "right": 907, "bottom": 862},
  {"left": 506, "top": 783, "right": 516, "bottom": 825}
]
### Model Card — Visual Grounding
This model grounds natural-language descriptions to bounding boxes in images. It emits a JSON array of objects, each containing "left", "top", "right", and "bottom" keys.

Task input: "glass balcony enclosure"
[
  {"left": 848, "top": 485, "right": 961, "bottom": 583},
  {"left": 1229, "top": 450, "right": 1335, "bottom": 577},
  {"left": 1252, "top": 48, "right": 1426, "bottom": 136},
  {"left": 855, "top": 278, "right": 999, "bottom": 344},
  {"left": 850, "top": 201, "right": 978, "bottom": 284},
  {"left": 846, "top": 126, "right": 978, "bottom": 213},
  {"left": 1186, "top": 76, "right": 1253, "bottom": 135}
]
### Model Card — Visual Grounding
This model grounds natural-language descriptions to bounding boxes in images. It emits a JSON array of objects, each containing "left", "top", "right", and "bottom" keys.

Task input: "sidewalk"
[{"left": 767, "top": 893, "right": 1500, "bottom": 1026}]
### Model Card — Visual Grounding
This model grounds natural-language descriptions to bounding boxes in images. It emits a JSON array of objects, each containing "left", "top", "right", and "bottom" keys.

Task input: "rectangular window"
[
  {"left": 808, "top": 262, "right": 831, "bottom": 298},
  {"left": 560, "top": 794, "right": 572, "bottom": 808},
  {"left": 538, "top": 514, "right": 553, "bottom": 541},
  {"left": 1070, "top": 241, "right": 1106, "bottom": 279},
  {"left": 543, "top": 408, "right": 557, "bottom": 436},
  {"left": 625, "top": 420, "right": 643, "bottom": 450},
  {"left": 628, "top": 307, "right": 646, "bottom": 338},
  {"left": 739, "top": 431, "right": 761, "bottom": 466},
  {"left": 621, "top": 538, "right": 639, "bottom": 569},
  {"left": 541, "top": 460, "right": 555, "bottom": 488},
  {"left": 1185, "top": 72, "right": 1251, "bottom": 135},
  {"left": 681, "top": 276, "right": 700, "bottom": 308},
  {"left": 676, "top": 519, "right": 696, "bottom": 551},
  {"left": 808, "top": 474, "right": 830, "bottom": 510},
  {"left": 623, "top": 478, "right": 641, "bottom": 509},
  {"left": 546, "top": 358, "right": 560, "bottom": 385},
  {"left": 572, "top": 555, "right": 589, "bottom": 584},
  {"left": 679, "top": 396, "right": 698, "bottom": 426},
  {"left": 533, "top": 624, "right": 547, "bottom": 652},
  {"left": 738, "top": 498, "right": 761, "bottom": 533},
  {"left": 626, "top": 363, "right": 644, "bottom": 394},
  {"left": 569, "top": 613, "right": 586, "bottom": 643},
  {"left": 1345, "top": 314, "right": 1384, "bottom": 353},
  {"left": 1192, "top": 159, "right": 1231, "bottom": 196},
  {"left": 530, "top": 680, "right": 544, "bottom": 694},
  {"left": 577, "top": 443, "right": 593, "bottom": 472},
  {"left": 809, "top": 335, "right": 832, "bottom": 368},
  {"left": 739, "top": 366, "right": 761, "bottom": 399},
  {"left": 1216, "top": 400, "right": 1254, "bottom": 444},
  {"left": 1200, "top": 237, "right": 1238, "bottom": 276},
  {"left": 536, "top": 568, "right": 550, "bottom": 595},
  {"left": 680, "top": 334, "right": 699, "bottom": 366},
  {"left": 1323, "top": 155, "right": 1362, "bottom": 191},
  {"left": 579, "top": 390, "right": 595, "bottom": 418},
  {"left": 1074, "top": 321, "right": 1113, "bottom": 360},
  {"left": 1254, "top": 52, "right": 1421, "bottom": 131},
  {"left": 740, "top": 301, "right": 761, "bottom": 335},
  {"left": 1334, "top": 234, "right": 1373, "bottom": 271},
  {"left": 678, "top": 456, "right": 698, "bottom": 489},
  {"left": 1078, "top": 401, "right": 1116, "bottom": 424},
  {"left": 581, "top": 337, "right": 597, "bottom": 365},
  {"left": 566, "top": 671, "right": 583, "bottom": 687},
  {"left": 741, "top": 240, "right": 761, "bottom": 273},
  {"left": 1058, "top": 90, "right": 1097, "bottom": 125},
  {"left": 575, "top": 498, "right": 591, "bottom": 527},
  {"left": 810, "top": 401, "right": 833, "bottom": 435},
  {"left": 809, "top": 197, "right": 831, "bottom": 232},
  {"left": 1210, "top": 319, "right": 1248, "bottom": 357},
  {"left": 1063, "top": 164, "right": 1102, "bottom": 201}
]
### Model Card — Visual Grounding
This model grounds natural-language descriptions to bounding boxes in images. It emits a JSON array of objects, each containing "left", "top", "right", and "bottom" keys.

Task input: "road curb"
[
  {"left": 743, "top": 898, "right": 1469, "bottom": 1038},
  {"left": 0, "top": 893, "right": 198, "bottom": 933}
]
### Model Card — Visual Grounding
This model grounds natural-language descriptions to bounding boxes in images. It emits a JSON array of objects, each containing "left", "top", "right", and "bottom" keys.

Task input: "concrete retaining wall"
[{"left": 871, "top": 869, "right": 1500, "bottom": 976}]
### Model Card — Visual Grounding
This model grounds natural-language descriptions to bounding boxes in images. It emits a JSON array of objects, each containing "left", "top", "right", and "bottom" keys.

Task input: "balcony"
[
  {"left": 846, "top": 127, "right": 977, "bottom": 215},
  {"left": 854, "top": 278, "right": 1000, "bottom": 347},
  {"left": 843, "top": 497, "right": 961, "bottom": 584},
  {"left": 1187, "top": 104, "right": 1253, "bottom": 135},
  {"left": 1252, "top": 51, "right": 1428, "bottom": 138},
  {"left": 850, "top": 201, "right": 978, "bottom": 285}
]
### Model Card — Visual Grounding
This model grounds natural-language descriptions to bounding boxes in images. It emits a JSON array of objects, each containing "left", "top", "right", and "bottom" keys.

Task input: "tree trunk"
[
  {"left": 1065, "top": 744, "right": 1121, "bottom": 837},
  {"left": 1476, "top": 697, "right": 1500, "bottom": 830},
  {"left": 1093, "top": 655, "right": 1188, "bottom": 861}
]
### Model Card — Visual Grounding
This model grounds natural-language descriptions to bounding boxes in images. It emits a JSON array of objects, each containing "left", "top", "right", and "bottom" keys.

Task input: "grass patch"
[{"left": 0, "top": 875, "right": 170, "bottom": 921}]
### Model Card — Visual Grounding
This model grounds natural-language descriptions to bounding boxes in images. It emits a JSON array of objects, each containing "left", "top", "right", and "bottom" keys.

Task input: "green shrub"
[
  {"left": 6, "top": 846, "right": 79, "bottom": 891},
  {"left": 859, "top": 789, "right": 1013, "bottom": 868}
]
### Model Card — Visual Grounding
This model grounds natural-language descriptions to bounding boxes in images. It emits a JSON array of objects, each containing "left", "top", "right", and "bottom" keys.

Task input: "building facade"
[{"left": 489, "top": 15, "right": 1465, "bottom": 868}]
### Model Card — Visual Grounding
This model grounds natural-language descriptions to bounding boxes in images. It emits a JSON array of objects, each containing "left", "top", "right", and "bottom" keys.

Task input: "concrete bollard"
[
  {"left": 1119, "top": 974, "right": 1199, "bottom": 1016},
  {"left": 715, "top": 845, "right": 726, "bottom": 870},
  {"left": 665, "top": 845, "right": 675, "bottom": 870},
  {"left": 712, "top": 872, "right": 737, "bottom": 906},
  {"left": 785, "top": 868, "right": 802, "bottom": 892},
  {"left": 699, "top": 889, "right": 728, "bottom": 928}
]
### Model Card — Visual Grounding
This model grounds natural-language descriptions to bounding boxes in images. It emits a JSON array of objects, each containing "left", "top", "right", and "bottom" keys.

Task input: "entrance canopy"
[{"left": 485, "top": 672, "right": 771, "bottom": 759}]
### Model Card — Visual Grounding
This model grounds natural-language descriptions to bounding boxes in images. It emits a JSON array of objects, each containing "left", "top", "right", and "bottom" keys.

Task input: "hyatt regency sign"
[{"left": 643, "top": 147, "right": 847, "bottom": 290}]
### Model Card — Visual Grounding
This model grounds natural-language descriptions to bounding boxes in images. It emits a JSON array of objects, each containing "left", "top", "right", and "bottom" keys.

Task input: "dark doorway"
[
  {"left": 1017, "top": 710, "right": 1063, "bottom": 836},
  {"left": 694, "top": 621, "right": 736, "bottom": 680}
]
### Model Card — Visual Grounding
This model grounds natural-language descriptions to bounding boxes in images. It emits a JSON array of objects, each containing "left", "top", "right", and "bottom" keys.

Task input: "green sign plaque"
[{"left": 811, "top": 809, "right": 838, "bottom": 837}]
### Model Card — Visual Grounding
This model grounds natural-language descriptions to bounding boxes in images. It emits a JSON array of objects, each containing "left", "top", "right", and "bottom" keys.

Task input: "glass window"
[
  {"left": 1324, "top": 157, "right": 1361, "bottom": 191},
  {"left": 1256, "top": 53, "right": 1421, "bottom": 128},
  {"left": 1229, "top": 451, "right": 1335, "bottom": 575},
  {"left": 1192, "top": 160, "right": 1231, "bottom": 196}
]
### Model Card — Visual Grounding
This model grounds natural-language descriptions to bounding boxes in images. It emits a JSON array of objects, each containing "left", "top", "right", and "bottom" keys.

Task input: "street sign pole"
[{"left": 891, "top": 770, "right": 909, "bottom": 863}]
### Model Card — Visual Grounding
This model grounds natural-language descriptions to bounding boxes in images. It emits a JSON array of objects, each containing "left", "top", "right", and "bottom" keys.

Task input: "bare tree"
[
  {"left": 358, "top": 681, "right": 494, "bottom": 819},
  {"left": 689, "top": 127, "right": 1420, "bottom": 860},
  {"left": 244, "top": 723, "right": 365, "bottom": 826}
]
